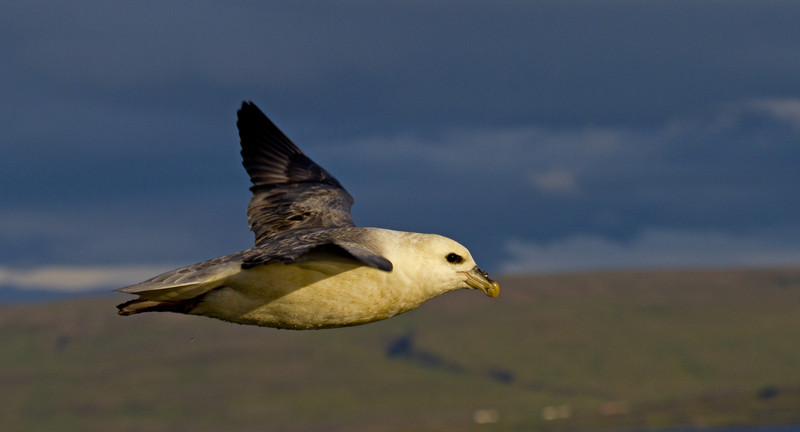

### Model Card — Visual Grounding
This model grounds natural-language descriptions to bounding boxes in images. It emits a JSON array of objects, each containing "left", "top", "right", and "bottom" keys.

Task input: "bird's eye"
[{"left": 445, "top": 253, "right": 464, "bottom": 264}]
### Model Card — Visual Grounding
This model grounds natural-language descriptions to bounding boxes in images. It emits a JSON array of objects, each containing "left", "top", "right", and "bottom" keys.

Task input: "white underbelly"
[{"left": 193, "top": 260, "right": 425, "bottom": 329}]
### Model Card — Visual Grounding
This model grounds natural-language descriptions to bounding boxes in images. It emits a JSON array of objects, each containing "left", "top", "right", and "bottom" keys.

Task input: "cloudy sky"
[{"left": 2, "top": 0, "right": 799, "bottom": 295}]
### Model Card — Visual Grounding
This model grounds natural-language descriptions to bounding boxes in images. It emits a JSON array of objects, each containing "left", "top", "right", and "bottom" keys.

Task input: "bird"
[{"left": 115, "top": 102, "right": 499, "bottom": 329}]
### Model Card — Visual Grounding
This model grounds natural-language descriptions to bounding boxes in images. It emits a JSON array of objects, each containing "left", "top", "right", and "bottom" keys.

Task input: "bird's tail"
[{"left": 117, "top": 298, "right": 198, "bottom": 316}]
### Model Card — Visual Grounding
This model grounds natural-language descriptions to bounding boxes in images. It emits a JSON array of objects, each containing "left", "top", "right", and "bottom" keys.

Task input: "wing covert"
[{"left": 240, "top": 228, "right": 392, "bottom": 272}]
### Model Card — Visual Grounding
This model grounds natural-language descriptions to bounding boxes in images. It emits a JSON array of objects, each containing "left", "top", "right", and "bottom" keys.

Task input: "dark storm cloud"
[
  {"left": 313, "top": 103, "right": 800, "bottom": 268},
  {"left": 2, "top": 0, "right": 800, "bottom": 288},
  {"left": 5, "top": 1, "right": 800, "bottom": 131}
]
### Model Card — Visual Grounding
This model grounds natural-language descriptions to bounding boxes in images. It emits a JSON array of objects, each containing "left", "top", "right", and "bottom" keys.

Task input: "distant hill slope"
[{"left": 1, "top": 268, "right": 799, "bottom": 432}]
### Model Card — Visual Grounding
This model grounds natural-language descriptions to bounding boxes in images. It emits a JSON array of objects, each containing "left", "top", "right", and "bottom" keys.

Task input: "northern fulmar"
[{"left": 116, "top": 102, "right": 499, "bottom": 329}]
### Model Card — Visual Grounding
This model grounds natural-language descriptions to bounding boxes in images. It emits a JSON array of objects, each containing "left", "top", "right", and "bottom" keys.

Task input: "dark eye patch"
[{"left": 445, "top": 253, "right": 464, "bottom": 264}]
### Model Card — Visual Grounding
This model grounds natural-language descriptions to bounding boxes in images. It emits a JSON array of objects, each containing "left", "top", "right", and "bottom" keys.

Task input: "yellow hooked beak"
[{"left": 462, "top": 266, "right": 500, "bottom": 298}]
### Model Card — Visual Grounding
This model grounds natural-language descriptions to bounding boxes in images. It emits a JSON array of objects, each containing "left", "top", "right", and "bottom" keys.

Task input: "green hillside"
[{"left": 2, "top": 268, "right": 800, "bottom": 431}]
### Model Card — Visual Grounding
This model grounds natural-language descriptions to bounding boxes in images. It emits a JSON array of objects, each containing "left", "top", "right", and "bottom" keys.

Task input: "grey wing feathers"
[
  {"left": 114, "top": 253, "right": 244, "bottom": 300},
  {"left": 241, "top": 228, "right": 393, "bottom": 272},
  {"left": 238, "top": 102, "right": 356, "bottom": 245},
  {"left": 332, "top": 242, "right": 393, "bottom": 272}
]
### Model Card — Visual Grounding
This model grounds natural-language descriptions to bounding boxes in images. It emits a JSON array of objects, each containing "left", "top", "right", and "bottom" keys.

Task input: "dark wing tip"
[
  {"left": 236, "top": 101, "right": 262, "bottom": 132},
  {"left": 237, "top": 101, "right": 311, "bottom": 189},
  {"left": 237, "top": 100, "right": 263, "bottom": 118},
  {"left": 237, "top": 101, "right": 277, "bottom": 135},
  {"left": 236, "top": 100, "right": 347, "bottom": 191}
]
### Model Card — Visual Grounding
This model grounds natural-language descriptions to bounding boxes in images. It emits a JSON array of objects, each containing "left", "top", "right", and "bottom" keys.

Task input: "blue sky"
[{"left": 2, "top": 1, "right": 800, "bottom": 295}]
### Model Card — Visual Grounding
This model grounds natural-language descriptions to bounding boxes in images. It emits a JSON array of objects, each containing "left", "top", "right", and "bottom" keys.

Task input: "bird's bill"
[{"left": 463, "top": 266, "right": 500, "bottom": 297}]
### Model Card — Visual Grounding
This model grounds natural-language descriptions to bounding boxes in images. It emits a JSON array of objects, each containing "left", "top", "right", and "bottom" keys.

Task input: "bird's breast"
[{"left": 198, "top": 260, "right": 431, "bottom": 329}]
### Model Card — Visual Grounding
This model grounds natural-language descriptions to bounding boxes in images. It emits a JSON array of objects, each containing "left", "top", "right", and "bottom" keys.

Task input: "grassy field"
[{"left": 1, "top": 268, "right": 800, "bottom": 431}]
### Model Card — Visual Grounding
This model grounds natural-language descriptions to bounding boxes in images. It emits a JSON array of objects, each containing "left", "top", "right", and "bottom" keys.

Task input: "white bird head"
[{"left": 382, "top": 231, "right": 500, "bottom": 298}]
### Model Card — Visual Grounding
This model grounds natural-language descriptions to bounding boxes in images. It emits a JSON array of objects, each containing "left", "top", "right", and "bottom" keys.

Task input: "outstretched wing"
[
  {"left": 238, "top": 102, "right": 356, "bottom": 246},
  {"left": 114, "top": 252, "right": 246, "bottom": 300},
  {"left": 115, "top": 228, "right": 392, "bottom": 310}
]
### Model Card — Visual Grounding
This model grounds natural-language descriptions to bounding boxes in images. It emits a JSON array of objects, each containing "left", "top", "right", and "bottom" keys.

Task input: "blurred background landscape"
[
  {"left": 2, "top": 1, "right": 799, "bottom": 430},
  {"left": 3, "top": 269, "right": 800, "bottom": 431}
]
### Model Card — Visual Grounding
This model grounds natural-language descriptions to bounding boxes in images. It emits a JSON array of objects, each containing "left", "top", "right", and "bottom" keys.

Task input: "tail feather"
[
  {"left": 117, "top": 298, "right": 200, "bottom": 316},
  {"left": 115, "top": 255, "right": 241, "bottom": 317}
]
